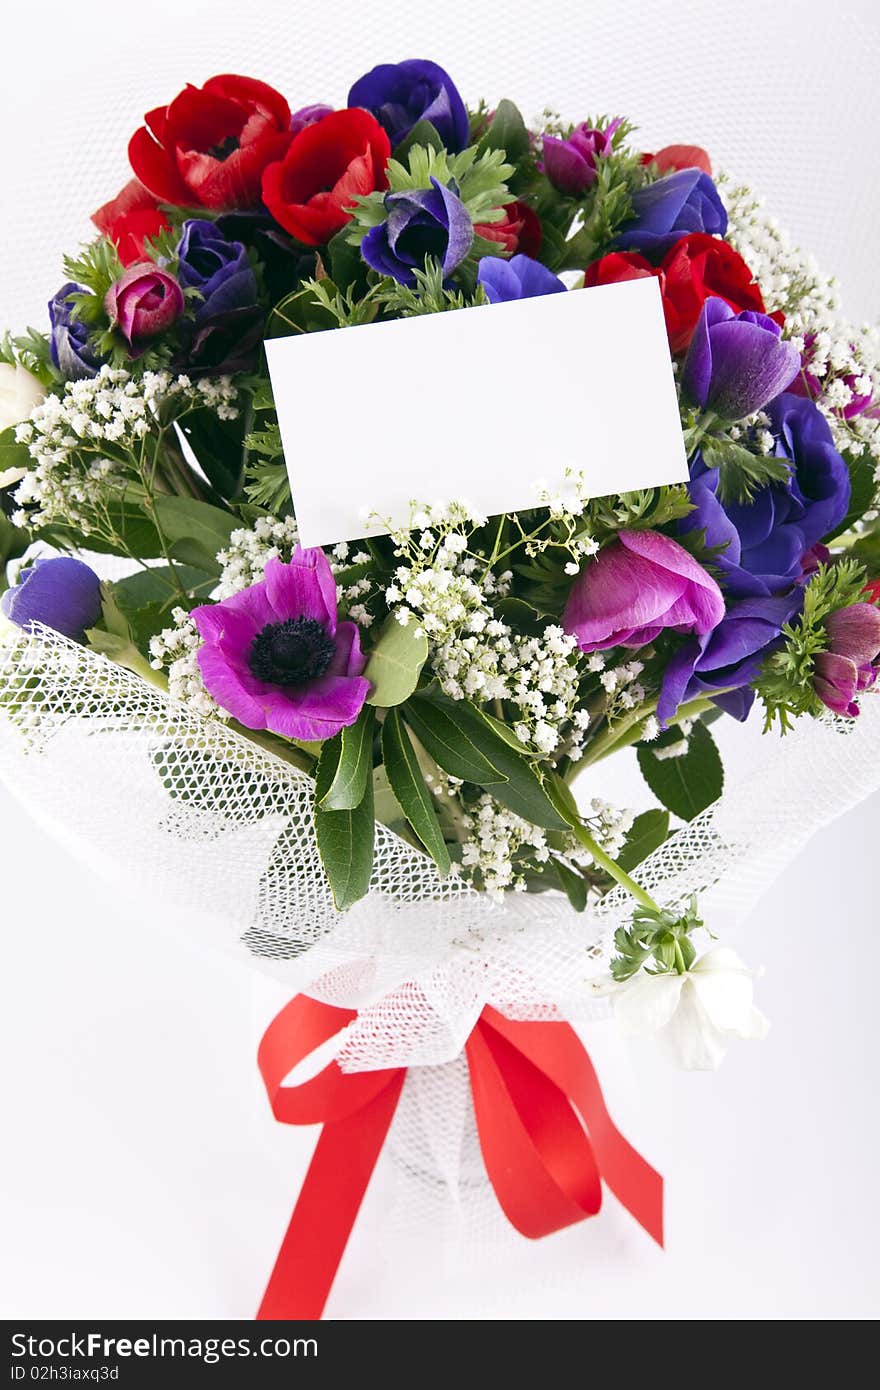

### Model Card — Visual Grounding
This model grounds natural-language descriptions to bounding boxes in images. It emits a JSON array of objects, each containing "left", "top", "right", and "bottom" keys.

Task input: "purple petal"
[
  {"left": 264, "top": 549, "right": 338, "bottom": 632},
  {"left": 328, "top": 620, "right": 367, "bottom": 677},
  {"left": 262, "top": 675, "right": 370, "bottom": 741},
  {"left": 681, "top": 297, "right": 734, "bottom": 409},
  {"left": 701, "top": 319, "right": 801, "bottom": 420},
  {"left": 542, "top": 135, "right": 595, "bottom": 195},
  {"left": 196, "top": 642, "right": 268, "bottom": 729},
  {"left": 429, "top": 177, "right": 473, "bottom": 276},
  {"left": 618, "top": 530, "right": 725, "bottom": 633},
  {"left": 824, "top": 602, "right": 880, "bottom": 666},
  {"left": 657, "top": 637, "right": 704, "bottom": 725}
]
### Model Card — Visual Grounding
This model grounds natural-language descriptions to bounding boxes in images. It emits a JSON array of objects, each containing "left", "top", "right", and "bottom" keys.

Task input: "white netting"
[
  {"left": 2, "top": 624, "right": 880, "bottom": 1247},
  {"left": 3, "top": 624, "right": 880, "bottom": 1063}
]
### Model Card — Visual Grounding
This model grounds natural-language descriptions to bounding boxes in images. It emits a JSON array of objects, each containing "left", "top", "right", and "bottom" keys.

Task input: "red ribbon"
[{"left": 256, "top": 995, "right": 663, "bottom": 1320}]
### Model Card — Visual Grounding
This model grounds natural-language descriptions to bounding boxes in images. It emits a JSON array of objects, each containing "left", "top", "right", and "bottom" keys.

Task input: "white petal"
[
  {"left": 691, "top": 945, "right": 751, "bottom": 975},
  {"left": 739, "top": 1005, "right": 771, "bottom": 1042},
  {"left": 613, "top": 972, "right": 684, "bottom": 1035},
  {"left": 690, "top": 963, "right": 758, "bottom": 1034},
  {"left": 663, "top": 982, "right": 729, "bottom": 1069}
]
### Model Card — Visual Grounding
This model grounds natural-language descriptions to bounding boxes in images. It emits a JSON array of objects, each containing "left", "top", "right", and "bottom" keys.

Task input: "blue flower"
[
  {"left": 361, "top": 177, "right": 473, "bottom": 286},
  {"left": 682, "top": 299, "right": 800, "bottom": 421},
  {"left": 348, "top": 59, "right": 470, "bottom": 152},
  {"left": 657, "top": 590, "right": 804, "bottom": 725},
  {"left": 477, "top": 254, "right": 566, "bottom": 303},
  {"left": 176, "top": 220, "right": 258, "bottom": 323},
  {"left": 683, "top": 393, "right": 851, "bottom": 598},
  {"left": 1, "top": 557, "right": 102, "bottom": 642},
  {"left": 175, "top": 220, "right": 262, "bottom": 375},
  {"left": 616, "top": 169, "right": 727, "bottom": 255},
  {"left": 48, "top": 284, "right": 103, "bottom": 381}
]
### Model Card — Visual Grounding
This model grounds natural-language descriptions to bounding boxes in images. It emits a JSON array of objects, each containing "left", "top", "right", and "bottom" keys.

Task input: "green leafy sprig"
[
  {"left": 610, "top": 894, "right": 704, "bottom": 982},
  {"left": 756, "top": 558, "right": 872, "bottom": 728}
]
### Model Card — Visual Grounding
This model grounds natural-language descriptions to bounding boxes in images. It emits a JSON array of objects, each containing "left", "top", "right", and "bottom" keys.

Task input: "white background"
[{"left": 2, "top": 0, "right": 879, "bottom": 1321}]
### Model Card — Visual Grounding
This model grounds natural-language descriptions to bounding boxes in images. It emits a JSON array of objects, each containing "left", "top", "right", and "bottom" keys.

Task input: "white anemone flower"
[{"left": 608, "top": 946, "right": 769, "bottom": 1070}]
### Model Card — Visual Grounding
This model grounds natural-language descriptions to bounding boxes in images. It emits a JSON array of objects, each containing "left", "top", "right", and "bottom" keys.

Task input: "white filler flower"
[{"left": 611, "top": 946, "right": 769, "bottom": 1070}]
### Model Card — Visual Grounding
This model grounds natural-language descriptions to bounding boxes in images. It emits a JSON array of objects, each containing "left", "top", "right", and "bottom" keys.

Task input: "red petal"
[
  {"left": 128, "top": 126, "right": 192, "bottom": 204},
  {"left": 203, "top": 73, "right": 290, "bottom": 129},
  {"left": 653, "top": 144, "right": 712, "bottom": 175}
]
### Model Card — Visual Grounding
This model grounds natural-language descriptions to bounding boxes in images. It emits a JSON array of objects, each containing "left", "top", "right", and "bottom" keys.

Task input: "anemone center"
[
  {"left": 209, "top": 134, "right": 241, "bottom": 161},
  {"left": 248, "top": 617, "right": 335, "bottom": 687}
]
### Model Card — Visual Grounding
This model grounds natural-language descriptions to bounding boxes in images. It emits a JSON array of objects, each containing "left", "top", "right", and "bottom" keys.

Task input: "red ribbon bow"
[{"left": 257, "top": 994, "right": 663, "bottom": 1320}]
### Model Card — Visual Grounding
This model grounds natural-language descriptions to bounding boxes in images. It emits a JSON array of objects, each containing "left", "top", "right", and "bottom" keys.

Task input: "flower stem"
[{"left": 567, "top": 820, "right": 658, "bottom": 912}]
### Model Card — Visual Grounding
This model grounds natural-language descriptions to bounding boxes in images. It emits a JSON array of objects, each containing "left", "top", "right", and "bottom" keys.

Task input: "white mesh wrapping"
[
  {"left": 2, "top": 625, "right": 879, "bottom": 1067},
  {"left": 3, "top": 625, "right": 880, "bottom": 1247}
]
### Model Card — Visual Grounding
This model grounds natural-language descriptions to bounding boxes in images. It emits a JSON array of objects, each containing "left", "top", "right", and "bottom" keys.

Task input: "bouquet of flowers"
[{"left": 2, "top": 57, "right": 879, "bottom": 1317}]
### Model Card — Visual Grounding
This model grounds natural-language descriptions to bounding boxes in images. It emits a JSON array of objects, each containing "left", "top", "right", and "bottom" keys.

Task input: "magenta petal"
[
  {"left": 264, "top": 549, "right": 338, "bottom": 632},
  {"left": 327, "top": 620, "right": 367, "bottom": 677},
  {"left": 262, "top": 675, "right": 370, "bottom": 741},
  {"left": 618, "top": 530, "right": 725, "bottom": 633},
  {"left": 824, "top": 603, "right": 880, "bottom": 667},
  {"left": 563, "top": 543, "right": 688, "bottom": 649},
  {"left": 197, "top": 643, "right": 268, "bottom": 728},
  {"left": 222, "top": 581, "right": 278, "bottom": 631}
]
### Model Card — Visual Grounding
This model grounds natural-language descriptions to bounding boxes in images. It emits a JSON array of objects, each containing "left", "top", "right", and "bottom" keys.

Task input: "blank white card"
[{"left": 265, "top": 275, "right": 687, "bottom": 549}]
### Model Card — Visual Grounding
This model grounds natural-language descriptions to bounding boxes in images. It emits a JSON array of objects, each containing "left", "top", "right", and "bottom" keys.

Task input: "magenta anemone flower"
[
  {"left": 191, "top": 547, "right": 370, "bottom": 740},
  {"left": 563, "top": 529, "right": 725, "bottom": 652}
]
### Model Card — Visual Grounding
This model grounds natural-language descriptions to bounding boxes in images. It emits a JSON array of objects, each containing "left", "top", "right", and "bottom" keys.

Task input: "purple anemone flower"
[
  {"left": 477, "top": 253, "right": 566, "bottom": 303},
  {"left": 562, "top": 529, "right": 725, "bottom": 653},
  {"left": 615, "top": 167, "right": 727, "bottom": 255},
  {"left": 682, "top": 298, "right": 801, "bottom": 421},
  {"left": 361, "top": 176, "right": 473, "bottom": 286},
  {"left": 191, "top": 548, "right": 370, "bottom": 741},
  {"left": 813, "top": 602, "right": 880, "bottom": 716},
  {"left": 656, "top": 590, "right": 804, "bottom": 725},
  {"left": 49, "top": 284, "right": 103, "bottom": 381},
  {"left": 541, "top": 119, "right": 622, "bottom": 196},
  {"left": 290, "top": 103, "right": 335, "bottom": 135},
  {"left": 348, "top": 59, "right": 469, "bottom": 152},
  {"left": 1, "top": 556, "right": 102, "bottom": 642}
]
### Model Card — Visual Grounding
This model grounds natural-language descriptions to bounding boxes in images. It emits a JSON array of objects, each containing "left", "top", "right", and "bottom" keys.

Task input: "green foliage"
[
  {"left": 616, "top": 809, "right": 671, "bottom": 872},
  {"left": 364, "top": 617, "right": 429, "bottom": 707},
  {"left": 348, "top": 142, "right": 515, "bottom": 243},
  {"left": 611, "top": 894, "right": 703, "bottom": 982},
  {"left": 313, "top": 760, "right": 375, "bottom": 911},
  {"left": 825, "top": 450, "right": 878, "bottom": 542},
  {"left": 701, "top": 435, "right": 792, "bottom": 504},
  {"left": 756, "top": 558, "right": 871, "bottom": 728},
  {"left": 149, "top": 495, "right": 237, "bottom": 575},
  {"left": 176, "top": 407, "right": 247, "bottom": 501},
  {"left": 381, "top": 708, "right": 451, "bottom": 872},
  {"left": 474, "top": 99, "right": 530, "bottom": 163},
  {"left": 425, "top": 697, "right": 570, "bottom": 830},
  {"left": 538, "top": 138, "right": 646, "bottom": 272},
  {"left": 375, "top": 259, "right": 488, "bottom": 317},
  {"left": 403, "top": 693, "right": 507, "bottom": 785},
  {"left": 0, "top": 513, "right": 29, "bottom": 591},
  {"left": 63, "top": 239, "right": 123, "bottom": 325},
  {"left": 316, "top": 707, "right": 376, "bottom": 810},
  {"left": 637, "top": 721, "right": 723, "bottom": 821},
  {"left": 1, "top": 328, "right": 58, "bottom": 387}
]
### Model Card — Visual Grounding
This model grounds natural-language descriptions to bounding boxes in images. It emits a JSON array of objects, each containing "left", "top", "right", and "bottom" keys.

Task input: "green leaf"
[
  {"left": 553, "top": 858, "right": 588, "bottom": 912},
  {"left": 475, "top": 99, "right": 530, "bottom": 161},
  {"left": 392, "top": 120, "right": 445, "bottom": 165},
  {"left": 364, "top": 618, "right": 429, "bottom": 708},
  {"left": 112, "top": 565, "right": 215, "bottom": 612},
  {"left": 825, "top": 452, "right": 877, "bottom": 543},
  {"left": 151, "top": 495, "right": 236, "bottom": 575},
  {"left": 616, "top": 809, "right": 670, "bottom": 872},
  {"left": 266, "top": 283, "right": 340, "bottom": 338},
  {"left": 381, "top": 709, "right": 451, "bottom": 873},
  {"left": 327, "top": 228, "right": 368, "bottom": 294},
  {"left": 447, "top": 702, "right": 570, "bottom": 831},
  {"left": 317, "top": 706, "right": 375, "bottom": 810},
  {"left": 701, "top": 436, "right": 791, "bottom": 505},
  {"left": 176, "top": 408, "right": 246, "bottom": 500},
  {"left": 637, "top": 722, "right": 723, "bottom": 822},
  {"left": 0, "top": 513, "right": 28, "bottom": 589},
  {"left": 314, "top": 760, "right": 375, "bottom": 911},
  {"left": 403, "top": 694, "right": 507, "bottom": 785}
]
